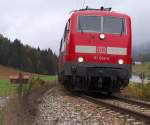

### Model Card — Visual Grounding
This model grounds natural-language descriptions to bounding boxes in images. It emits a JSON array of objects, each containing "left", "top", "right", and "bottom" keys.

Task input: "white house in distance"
[{"left": 134, "top": 61, "right": 143, "bottom": 65}]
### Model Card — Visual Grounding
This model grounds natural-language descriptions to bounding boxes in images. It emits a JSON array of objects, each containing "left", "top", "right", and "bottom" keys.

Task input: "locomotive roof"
[{"left": 72, "top": 10, "right": 129, "bottom": 18}]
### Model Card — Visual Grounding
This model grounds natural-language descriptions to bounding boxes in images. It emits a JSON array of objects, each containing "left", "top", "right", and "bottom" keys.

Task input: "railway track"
[
  {"left": 113, "top": 96, "right": 150, "bottom": 109},
  {"left": 82, "top": 94, "right": 150, "bottom": 125}
]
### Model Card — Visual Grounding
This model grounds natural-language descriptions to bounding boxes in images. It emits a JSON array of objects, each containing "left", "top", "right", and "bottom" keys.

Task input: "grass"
[
  {"left": 0, "top": 79, "right": 18, "bottom": 125},
  {"left": 132, "top": 62, "right": 150, "bottom": 79},
  {"left": 2, "top": 75, "right": 57, "bottom": 125},
  {"left": 0, "top": 65, "right": 57, "bottom": 124},
  {"left": 40, "top": 75, "right": 57, "bottom": 82},
  {"left": 125, "top": 82, "right": 150, "bottom": 101},
  {"left": 0, "top": 75, "right": 57, "bottom": 97},
  {"left": 125, "top": 62, "right": 150, "bottom": 101},
  {"left": 0, "top": 79, "right": 18, "bottom": 97},
  {"left": 0, "top": 75, "right": 57, "bottom": 125}
]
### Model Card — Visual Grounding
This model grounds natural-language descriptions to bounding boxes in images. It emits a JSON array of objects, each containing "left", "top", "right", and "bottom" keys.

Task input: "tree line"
[
  {"left": 0, "top": 34, "right": 58, "bottom": 75},
  {"left": 133, "top": 42, "right": 150, "bottom": 62},
  {"left": 133, "top": 53, "right": 150, "bottom": 62}
]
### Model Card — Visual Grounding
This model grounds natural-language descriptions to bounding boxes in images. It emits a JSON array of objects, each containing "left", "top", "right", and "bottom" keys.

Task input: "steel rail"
[
  {"left": 82, "top": 95, "right": 150, "bottom": 124},
  {"left": 113, "top": 96, "right": 150, "bottom": 109}
]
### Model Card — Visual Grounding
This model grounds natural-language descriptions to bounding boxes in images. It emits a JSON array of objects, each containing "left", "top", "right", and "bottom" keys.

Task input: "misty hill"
[
  {"left": 0, "top": 34, "right": 57, "bottom": 75},
  {"left": 133, "top": 41, "right": 150, "bottom": 62}
]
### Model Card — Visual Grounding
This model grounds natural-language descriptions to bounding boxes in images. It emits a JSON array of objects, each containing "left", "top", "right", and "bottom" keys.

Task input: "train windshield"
[
  {"left": 103, "top": 16, "right": 126, "bottom": 34},
  {"left": 78, "top": 16, "right": 126, "bottom": 34},
  {"left": 78, "top": 16, "right": 101, "bottom": 32}
]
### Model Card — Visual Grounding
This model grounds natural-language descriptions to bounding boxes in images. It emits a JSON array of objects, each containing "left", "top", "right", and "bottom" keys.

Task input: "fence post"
[{"left": 139, "top": 72, "right": 146, "bottom": 99}]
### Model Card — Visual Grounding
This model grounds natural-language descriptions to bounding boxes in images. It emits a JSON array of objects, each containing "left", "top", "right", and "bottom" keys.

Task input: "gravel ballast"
[{"left": 33, "top": 85, "right": 127, "bottom": 125}]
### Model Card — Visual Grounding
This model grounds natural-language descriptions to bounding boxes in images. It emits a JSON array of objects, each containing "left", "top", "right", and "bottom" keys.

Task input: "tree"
[{"left": 0, "top": 34, "right": 58, "bottom": 75}]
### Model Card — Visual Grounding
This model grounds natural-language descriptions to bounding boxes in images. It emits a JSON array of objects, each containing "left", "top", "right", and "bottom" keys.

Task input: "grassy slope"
[
  {"left": 132, "top": 62, "right": 150, "bottom": 78},
  {"left": 0, "top": 65, "right": 40, "bottom": 79},
  {"left": 0, "top": 65, "right": 57, "bottom": 96},
  {"left": 122, "top": 62, "right": 150, "bottom": 101},
  {"left": 0, "top": 79, "right": 18, "bottom": 96},
  {"left": 40, "top": 75, "right": 57, "bottom": 81},
  {"left": 0, "top": 65, "right": 57, "bottom": 125}
]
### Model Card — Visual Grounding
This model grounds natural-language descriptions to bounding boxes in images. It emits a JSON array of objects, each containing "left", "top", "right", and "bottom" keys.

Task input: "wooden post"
[
  {"left": 18, "top": 72, "right": 23, "bottom": 96},
  {"left": 139, "top": 72, "right": 146, "bottom": 99}
]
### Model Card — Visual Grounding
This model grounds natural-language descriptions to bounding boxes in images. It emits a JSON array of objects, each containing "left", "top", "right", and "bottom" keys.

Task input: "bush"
[
  {"left": 127, "top": 82, "right": 150, "bottom": 101},
  {"left": 27, "top": 77, "right": 45, "bottom": 93}
]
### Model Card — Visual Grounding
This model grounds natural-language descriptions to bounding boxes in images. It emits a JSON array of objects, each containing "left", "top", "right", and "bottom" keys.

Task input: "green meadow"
[
  {"left": 0, "top": 75, "right": 57, "bottom": 97},
  {"left": 0, "top": 79, "right": 17, "bottom": 96},
  {"left": 40, "top": 75, "right": 57, "bottom": 82}
]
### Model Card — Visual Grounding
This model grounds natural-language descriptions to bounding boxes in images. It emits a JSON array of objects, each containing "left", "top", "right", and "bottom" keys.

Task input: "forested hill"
[{"left": 0, "top": 34, "right": 58, "bottom": 75}]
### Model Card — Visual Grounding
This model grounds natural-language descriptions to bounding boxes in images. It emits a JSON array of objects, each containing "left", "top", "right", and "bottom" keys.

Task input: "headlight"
[
  {"left": 100, "top": 33, "right": 105, "bottom": 40},
  {"left": 78, "top": 57, "right": 84, "bottom": 63},
  {"left": 118, "top": 59, "right": 124, "bottom": 64}
]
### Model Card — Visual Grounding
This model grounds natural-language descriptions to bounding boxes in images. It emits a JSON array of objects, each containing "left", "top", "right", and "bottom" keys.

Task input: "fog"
[{"left": 0, "top": 0, "right": 149, "bottom": 53}]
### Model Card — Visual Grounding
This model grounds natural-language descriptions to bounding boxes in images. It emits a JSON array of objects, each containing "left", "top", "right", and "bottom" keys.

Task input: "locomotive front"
[{"left": 59, "top": 9, "right": 132, "bottom": 93}]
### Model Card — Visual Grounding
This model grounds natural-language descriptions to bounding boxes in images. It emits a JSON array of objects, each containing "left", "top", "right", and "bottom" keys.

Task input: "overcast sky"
[{"left": 0, "top": 0, "right": 150, "bottom": 54}]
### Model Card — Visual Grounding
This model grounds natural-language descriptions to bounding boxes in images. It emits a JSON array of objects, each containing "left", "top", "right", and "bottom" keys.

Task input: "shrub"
[{"left": 127, "top": 82, "right": 150, "bottom": 101}]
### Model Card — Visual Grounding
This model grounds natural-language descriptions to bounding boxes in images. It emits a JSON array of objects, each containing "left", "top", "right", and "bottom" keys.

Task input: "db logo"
[{"left": 96, "top": 47, "right": 107, "bottom": 54}]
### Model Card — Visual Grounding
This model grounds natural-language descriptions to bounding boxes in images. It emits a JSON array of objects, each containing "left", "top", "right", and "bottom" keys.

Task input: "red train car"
[{"left": 58, "top": 7, "right": 132, "bottom": 93}]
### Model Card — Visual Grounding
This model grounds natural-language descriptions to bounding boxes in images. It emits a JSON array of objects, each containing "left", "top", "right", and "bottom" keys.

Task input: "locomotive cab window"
[
  {"left": 103, "top": 17, "right": 126, "bottom": 35},
  {"left": 59, "top": 38, "right": 63, "bottom": 52},
  {"left": 77, "top": 16, "right": 126, "bottom": 35},
  {"left": 78, "top": 16, "right": 101, "bottom": 32},
  {"left": 63, "top": 19, "right": 70, "bottom": 41}
]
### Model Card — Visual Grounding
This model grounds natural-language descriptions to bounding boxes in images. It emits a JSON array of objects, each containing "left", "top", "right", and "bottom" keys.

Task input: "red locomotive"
[{"left": 58, "top": 7, "right": 132, "bottom": 94}]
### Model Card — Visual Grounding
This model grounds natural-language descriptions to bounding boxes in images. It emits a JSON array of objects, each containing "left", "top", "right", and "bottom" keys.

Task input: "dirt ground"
[
  {"left": 0, "top": 65, "right": 40, "bottom": 79},
  {"left": 3, "top": 82, "right": 56, "bottom": 125},
  {"left": 3, "top": 96, "right": 30, "bottom": 125}
]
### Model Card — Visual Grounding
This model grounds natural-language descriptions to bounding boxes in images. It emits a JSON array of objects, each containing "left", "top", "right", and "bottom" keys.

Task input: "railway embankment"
[
  {"left": 2, "top": 76, "right": 57, "bottom": 125},
  {"left": 33, "top": 85, "right": 130, "bottom": 125},
  {"left": 2, "top": 77, "right": 150, "bottom": 125}
]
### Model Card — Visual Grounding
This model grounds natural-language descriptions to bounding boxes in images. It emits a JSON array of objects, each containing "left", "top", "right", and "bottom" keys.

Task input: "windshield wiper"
[
  {"left": 79, "top": 20, "right": 84, "bottom": 34},
  {"left": 120, "top": 18, "right": 124, "bottom": 36}
]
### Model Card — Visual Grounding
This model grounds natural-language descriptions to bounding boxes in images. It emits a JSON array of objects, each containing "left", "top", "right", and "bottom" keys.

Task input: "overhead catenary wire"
[{"left": 82, "top": 0, "right": 86, "bottom": 9}]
